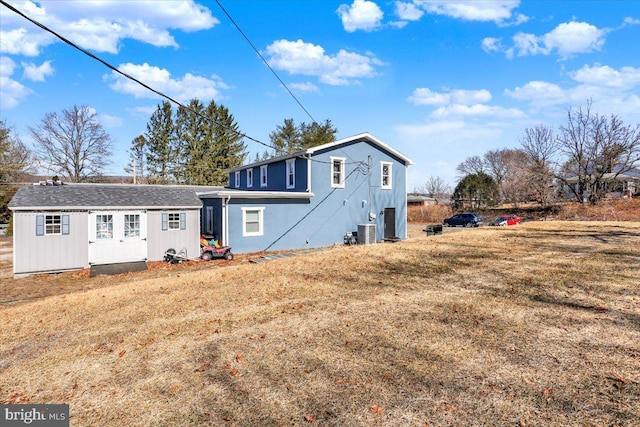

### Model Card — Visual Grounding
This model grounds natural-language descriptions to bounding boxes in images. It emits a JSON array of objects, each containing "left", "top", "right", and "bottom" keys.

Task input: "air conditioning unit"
[{"left": 357, "top": 223, "right": 377, "bottom": 245}]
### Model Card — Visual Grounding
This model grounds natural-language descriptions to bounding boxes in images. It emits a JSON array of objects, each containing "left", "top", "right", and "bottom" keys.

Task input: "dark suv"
[{"left": 443, "top": 212, "right": 483, "bottom": 227}]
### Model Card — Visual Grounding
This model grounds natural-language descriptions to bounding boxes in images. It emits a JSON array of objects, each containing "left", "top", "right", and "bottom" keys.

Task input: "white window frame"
[
  {"left": 234, "top": 171, "right": 240, "bottom": 188},
  {"left": 260, "top": 165, "right": 268, "bottom": 188},
  {"left": 241, "top": 207, "right": 265, "bottom": 237},
  {"left": 286, "top": 158, "right": 295, "bottom": 189},
  {"left": 124, "top": 214, "right": 140, "bottom": 238},
  {"left": 330, "top": 156, "right": 346, "bottom": 188},
  {"left": 247, "top": 169, "right": 253, "bottom": 188},
  {"left": 45, "top": 214, "right": 62, "bottom": 235},
  {"left": 168, "top": 213, "right": 181, "bottom": 230},
  {"left": 381, "top": 161, "right": 393, "bottom": 190}
]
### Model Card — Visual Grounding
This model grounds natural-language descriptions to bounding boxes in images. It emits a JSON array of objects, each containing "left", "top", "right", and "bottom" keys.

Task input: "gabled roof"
[
  {"left": 227, "top": 132, "right": 414, "bottom": 172},
  {"left": 8, "top": 183, "right": 220, "bottom": 211}
]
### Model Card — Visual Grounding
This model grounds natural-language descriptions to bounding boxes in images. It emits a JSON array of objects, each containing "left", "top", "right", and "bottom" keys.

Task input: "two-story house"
[{"left": 197, "top": 133, "right": 413, "bottom": 253}]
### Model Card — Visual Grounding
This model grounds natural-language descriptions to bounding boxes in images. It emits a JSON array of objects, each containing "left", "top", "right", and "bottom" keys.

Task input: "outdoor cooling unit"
[{"left": 357, "top": 224, "right": 377, "bottom": 245}]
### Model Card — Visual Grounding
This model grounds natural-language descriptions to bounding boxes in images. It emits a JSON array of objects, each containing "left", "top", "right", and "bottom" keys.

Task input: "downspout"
[{"left": 223, "top": 194, "right": 231, "bottom": 246}]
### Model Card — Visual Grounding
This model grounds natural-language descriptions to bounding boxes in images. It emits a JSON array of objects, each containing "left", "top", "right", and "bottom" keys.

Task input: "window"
[
  {"left": 247, "top": 169, "right": 253, "bottom": 188},
  {"left": 381, "top": 162, "right": 392, "bottom": 189},
  {"left": 331, "top": 157, "right": 346, "bottom": 188},
  {"left": 242, "top": 207, "right": 264, "bottom": 237},
  {"left": 234, "top": 171, "right": 240, "bottom": 188},
  {"left": 96, "top": 214, "right": 113, "bottom": 239},
  {"left": 124, "top": 214, "right": 140, "bottom": 238},
  {"left": 37, "top": 214, "right": 69, "bottom": 236},
  {"left": 205, "top": 206, "right": 214, "bottom": 234},
  {"left": 162, "top": 212, "right": 186, "bottom": 231},
  {"left": 260, "top": 165, "right": 268, "bottom": 187},
  {"left": 286, "top": 159, "right": 295, "bottom": 189}
]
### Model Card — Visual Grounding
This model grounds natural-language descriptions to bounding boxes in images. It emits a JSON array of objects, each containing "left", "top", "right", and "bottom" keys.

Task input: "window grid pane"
[
  {"left": 124, "top": 214, "right": 140, "bottom": 238},
  {"left": 96, "top": 215, "right": 113, "bottom": 239},
  {"left": 168, "top": 213, "right": 180, "bottom": 230},
  {"left": 45, "top": 215, "right": 61, "bottom": 235}
]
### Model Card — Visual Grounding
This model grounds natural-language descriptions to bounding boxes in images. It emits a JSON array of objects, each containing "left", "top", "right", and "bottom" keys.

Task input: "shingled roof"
[{"left": 8, "top": 183, "right": 221, "bottom": 211}]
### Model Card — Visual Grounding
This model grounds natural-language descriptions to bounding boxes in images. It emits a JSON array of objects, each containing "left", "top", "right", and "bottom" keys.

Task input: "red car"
[{"left": 491, "top": 215, "right": 521, "bottom": 226}]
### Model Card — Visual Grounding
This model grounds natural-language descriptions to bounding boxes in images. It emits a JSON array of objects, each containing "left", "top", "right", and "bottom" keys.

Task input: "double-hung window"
[
  {"left": 247, "top": 169, "right": 253, "bottom": 188},
  {"left": 331, "top": 157, "right": 346, "bottom": 188},
  {"left": 36, "top": 213, "right": 70, "bottom": 236},
  {"left": 162, "top": 212, "right": 186, "bottom": 231},
  {"left": 286, "top": 159, "right": 295, "bottom": 189},
  {"left": 242, "top": 207, "right": 264, "bottom": 237},
  {"left": 381, "top": 162, "right": 392, "bottom": 189},
  {"left": 234, "top": 171, "right": 240, "bottom": 188},
  {"left": 260, "top": 165, "right": 268, "bottom": 188}
]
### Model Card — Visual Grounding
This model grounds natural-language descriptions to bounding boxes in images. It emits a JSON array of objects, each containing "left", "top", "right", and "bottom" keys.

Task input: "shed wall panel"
[
  {"left": 146, "top": 210, "right": 200, "bottom": 261},
  {"left": 13, "top": 211, "right": 88, "bottom": 275}
]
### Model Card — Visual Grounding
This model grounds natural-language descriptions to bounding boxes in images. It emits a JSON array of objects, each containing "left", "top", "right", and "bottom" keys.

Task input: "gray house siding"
[
  {"left": 147, "top": 210, "right": 201, "bottom": 261},
  {"left": 13, "top": 211, "right": 88, "bottom": 275}
]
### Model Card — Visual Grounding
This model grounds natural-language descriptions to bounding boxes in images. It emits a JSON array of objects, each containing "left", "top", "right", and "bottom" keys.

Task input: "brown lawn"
[{"left": 1, "top": 221, "right": 639, "bottom": 426}]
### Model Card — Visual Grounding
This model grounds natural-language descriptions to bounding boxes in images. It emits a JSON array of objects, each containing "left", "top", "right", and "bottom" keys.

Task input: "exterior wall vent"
[{"left": 357, "top": 223, "right": 376, "bottom": 245}]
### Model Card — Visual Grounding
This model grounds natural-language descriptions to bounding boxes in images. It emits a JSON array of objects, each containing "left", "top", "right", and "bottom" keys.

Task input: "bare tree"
[
  {"left": 1, "top": 120, "right": 32, "bottom": 183},
  {"left": 556, "top": 102, "right": 640, "bottom": 203},
  {"left": 456, "top": 155, "right": 485, "bottom": 177},
  {"left": 520, "top": 124, "right": 558, "bottom": 205},
  {"left": 124, "top": 135, "right": 148, "bottom": 184},
  {"left": 415, "top": 175, "right": 451, "bottom": 202},
  {"left": 29, "top": 105, "right": 113, "bottom": 182}
]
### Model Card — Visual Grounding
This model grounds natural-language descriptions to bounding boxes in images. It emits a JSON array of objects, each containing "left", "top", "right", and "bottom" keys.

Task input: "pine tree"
[
  {"left": 205, "top": 100, "right": 247, "bottom": 185},
  {"left": 176, "top": 99, "right": 206, "bottom": 185},
  {"left": 269, "top": 118, "right": 300, "bottom": 156},
  {"left": 145, "top": 101, "right": 176, "bottom": 184},
  {"left": 124, "top": 135, "right": 148, "bottom": 184}
]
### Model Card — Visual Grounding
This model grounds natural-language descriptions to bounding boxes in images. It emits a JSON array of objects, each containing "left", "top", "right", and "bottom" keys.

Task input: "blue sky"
[{"left": 1, "top": 0, "right": 640, "bottom": 190}]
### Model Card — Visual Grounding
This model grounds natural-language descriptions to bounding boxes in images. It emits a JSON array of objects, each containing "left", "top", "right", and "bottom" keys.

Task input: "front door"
[
  {"left": 89, "top": 211, "right": 147, "bottom": 265},
  {"left": 384, "top": 208, "right": 396, "bottom": 239}
]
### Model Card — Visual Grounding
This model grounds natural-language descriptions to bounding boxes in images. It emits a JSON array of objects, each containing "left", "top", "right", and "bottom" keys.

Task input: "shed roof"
[{"left": 8, "top": 183, "right": 219, "bottom": 211}]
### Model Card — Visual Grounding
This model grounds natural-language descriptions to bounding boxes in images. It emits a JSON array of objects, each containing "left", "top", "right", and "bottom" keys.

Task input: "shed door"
[
  {"left": 89, "top": 211, "right": 147, "bottom": 265},
  {"left": 384, "top": 208, "right": 396, "bottom": 239}
]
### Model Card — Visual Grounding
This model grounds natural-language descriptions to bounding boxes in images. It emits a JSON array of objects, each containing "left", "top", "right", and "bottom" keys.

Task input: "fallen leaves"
[{"left": 370, "top": 405, "right": 384, "bottom": 414}]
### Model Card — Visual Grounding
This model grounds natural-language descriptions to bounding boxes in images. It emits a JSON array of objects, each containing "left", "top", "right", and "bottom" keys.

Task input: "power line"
[
  {"left": 214, "top": 0, "right": 317, "bottom": 124},
  {"left": 0, "top": 0, "right": 275, "bottom": 151}
]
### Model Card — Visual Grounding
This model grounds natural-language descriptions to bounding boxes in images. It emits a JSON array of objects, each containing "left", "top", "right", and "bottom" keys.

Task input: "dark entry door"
[{"left": 384, "top": 208, "right": 396, "bottom": 239}]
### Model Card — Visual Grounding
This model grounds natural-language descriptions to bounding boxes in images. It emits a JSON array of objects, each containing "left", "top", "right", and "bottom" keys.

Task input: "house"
[
  {"left": 198, "top": 133, "right": 413, "bottom": 254},
  {"left": 8, "top": 133, "right": 412, "bottom": 277},
  {"left": 564, "top": 165, "right": 640, "bottom": 200},
  {"left": 8, "top": 183, "right": 219, "bottom": 277},
  {"left": 407, "top": 194, "right": 437, "bottom": 207}
]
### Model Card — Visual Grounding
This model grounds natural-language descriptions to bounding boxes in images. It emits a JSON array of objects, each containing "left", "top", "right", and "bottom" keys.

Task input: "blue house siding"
[
  {"left": 229, "top": 157, "right": 309, "bottom": 192},
  {"left": 219, "top": 133, "right": 412, "bottom": 254}
]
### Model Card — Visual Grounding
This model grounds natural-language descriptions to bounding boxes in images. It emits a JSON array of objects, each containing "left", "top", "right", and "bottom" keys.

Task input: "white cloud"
[
  {"left": 21, "top": 60, "right": 54, "bottom": 81},
  {"left": 491, "top": 21, "right": 608, "bottom": 60},
  {"left": 289, "top": 82, "right": 321, "bottom": 93},
  {"left": 0, "top": 28, "right": 56, "bottom": 56},
  {"left": 106, "top": 63, "right": 229, "bottom": 102},
  {"left": 504, "top": 81, "right": 565, "bottom": 101},
  {"left": 622, "top": 17, "right": 640, "bottom": 27},
  {"left": 395, "top": 2, "right": 424, "bottom": 21},
  {"left": 337, "top": 0, "right": 384, "bottom": 32},
  {"left": 99, "top": 114, "right": 123, "bottom": 128},
  {"left": 569, "top": 64, "right": 640, "bottom": 89},
  {"left": 395, "top": 119, "right": 502, "bottom": 145},
  {"left": 0, "top": 56, "right": 32, "bottom": 109},
  {"left": 265, "top": 39, "right": 381, "bottom": 86},
  {"left": 126, "top": 105, "right": 158, "bottom": 117},
  {"left": 1, "top": 0, "right": 219, "bottom": 55},
  {"left": 410, "top": 0, "right": 525, "bottom": 24},
  {"left": 432, "top": 104, "right": 525, "bottom": 118},
  {"left": 408, "top": 87, "right": 492, "bottom": 106}
]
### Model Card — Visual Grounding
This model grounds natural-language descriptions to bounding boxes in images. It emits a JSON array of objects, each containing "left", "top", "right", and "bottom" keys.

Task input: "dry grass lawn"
[{"left": 1, "top": 221, "right": 639, "bottom": 426}]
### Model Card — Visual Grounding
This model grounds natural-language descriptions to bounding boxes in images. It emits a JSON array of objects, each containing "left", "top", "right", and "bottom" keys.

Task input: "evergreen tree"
[
  {"left": 176, "top": 99, "right": 206, "bottom": 185},
  {"left": 145, "top": 101, "right": 176, "bottom": 184},
  {"left": 453, "top": 172, "right": 500, "bottom": 208},
  {"left": 299, "top": 119, "right": 337, "bottom": 149},
  {"left": 204, "top": 100, "right": 247, "bottom": 185},
  {"left": 268, "top": 118, "right": 337, "bottom": 157},
  {"left": 124, "top": 135, "right": 148, "bottom": 184}
]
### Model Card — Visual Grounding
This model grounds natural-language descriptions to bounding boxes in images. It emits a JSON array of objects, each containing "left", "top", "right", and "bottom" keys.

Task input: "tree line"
[
  {"left": 1, "top": 101, "right": 337, "bottom": 187},
  {"left": 417, "top": 101, "right": 640, "bottom": 207}
]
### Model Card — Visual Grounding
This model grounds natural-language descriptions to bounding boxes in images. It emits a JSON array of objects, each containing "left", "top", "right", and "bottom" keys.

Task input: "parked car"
[
  {"left": 490, "top": 214, "right": 521, "bottom": 226},
  {"left": 443, "top": 212, "right": 483, "bottom": 227}
]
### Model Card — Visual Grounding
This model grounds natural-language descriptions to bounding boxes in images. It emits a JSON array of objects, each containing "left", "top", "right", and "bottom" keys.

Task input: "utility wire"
[
  {"left": 214, "top": 0, "right": 317, "bottom": 124},
  {"left": 0, "top": 0, "right": 275, "bottom": 151}
]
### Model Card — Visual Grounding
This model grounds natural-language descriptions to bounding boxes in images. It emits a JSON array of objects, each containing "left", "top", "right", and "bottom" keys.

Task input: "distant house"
[
  {"left": 407, "top": 194, "right": 437, "bottom": 207},
  {"left": 564, "top": 166, "right": 640, "bottom": 200},
  {"left": 8, "top": 133, "right": 412, "bottom": 277}
]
